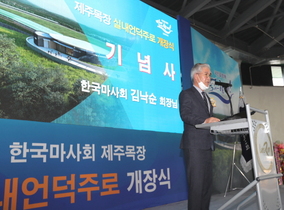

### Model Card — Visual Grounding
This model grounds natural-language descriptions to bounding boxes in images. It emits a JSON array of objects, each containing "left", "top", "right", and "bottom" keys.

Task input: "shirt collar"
[{"left": 193, "top": 85, "right": 203, "bottom": 94}]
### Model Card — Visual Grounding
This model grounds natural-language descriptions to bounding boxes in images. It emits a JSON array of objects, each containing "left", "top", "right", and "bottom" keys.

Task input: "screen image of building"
[{"left": 27, "top": 31, "right": 107, "bottom": 75}]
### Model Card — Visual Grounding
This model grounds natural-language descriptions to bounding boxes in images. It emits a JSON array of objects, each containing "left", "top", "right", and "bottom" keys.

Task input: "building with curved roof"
[
  {"left": 27, "top": 31, "right": 107, "bottom": 75},
  {"left": 0, "top": 6, "right": 108, "bottom": 75}
]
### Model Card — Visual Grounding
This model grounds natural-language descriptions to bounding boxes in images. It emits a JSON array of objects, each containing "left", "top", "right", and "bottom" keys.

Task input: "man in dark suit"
[{"left": 179, "top": 63, "right": 220, "bottom": 210}]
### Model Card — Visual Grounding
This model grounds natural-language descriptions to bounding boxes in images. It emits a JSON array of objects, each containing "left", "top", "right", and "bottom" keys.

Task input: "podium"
[{"left": 196, "top": 104, "right": 282, "bottom": 210}]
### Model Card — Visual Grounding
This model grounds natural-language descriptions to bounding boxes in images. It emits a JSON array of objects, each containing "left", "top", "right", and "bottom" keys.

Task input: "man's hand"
[{"left": 204, "top": 117, "right": 220, "bottom": 124}]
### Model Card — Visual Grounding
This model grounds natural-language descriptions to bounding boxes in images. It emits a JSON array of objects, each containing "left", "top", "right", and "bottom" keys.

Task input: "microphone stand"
[
  {"left": 224, "top": 86, "right": 233, "bottom": 116},
  {"left": 221, "top": 85, "right": 250, "bottom": 197},
  {"left": 214, "top": 80, "right": 233, "bottom": 116}
]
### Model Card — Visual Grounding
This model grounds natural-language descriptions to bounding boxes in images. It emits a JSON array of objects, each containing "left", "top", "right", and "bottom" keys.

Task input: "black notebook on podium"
[{"left": 221, "top": 110, "right": 255, "bottom": 121}]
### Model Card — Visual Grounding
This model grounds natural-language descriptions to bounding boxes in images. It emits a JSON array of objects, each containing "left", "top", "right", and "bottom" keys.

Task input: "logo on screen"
[{"left": 156, "top": 19, "right": 173, "bottom": 36}]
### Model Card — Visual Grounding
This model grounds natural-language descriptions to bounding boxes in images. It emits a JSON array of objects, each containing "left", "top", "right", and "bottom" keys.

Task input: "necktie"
[{"left": 202, "top": 92, "right": 209, "bottom": 111}]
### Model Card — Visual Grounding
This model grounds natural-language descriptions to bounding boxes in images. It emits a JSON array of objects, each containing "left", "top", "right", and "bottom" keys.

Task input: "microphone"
[{"left": 214, "top": 81, "right": 232, "bottom": 88}]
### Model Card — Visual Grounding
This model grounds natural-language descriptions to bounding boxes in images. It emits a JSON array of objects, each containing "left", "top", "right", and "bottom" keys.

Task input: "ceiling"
[{"left": 141, "top": 0, "right": 284, "bottom": 65}]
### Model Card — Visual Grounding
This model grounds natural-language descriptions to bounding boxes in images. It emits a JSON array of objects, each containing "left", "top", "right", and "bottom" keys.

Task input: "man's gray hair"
[{"left": 190, "top": 63, "right": 210, "bottom": 81}]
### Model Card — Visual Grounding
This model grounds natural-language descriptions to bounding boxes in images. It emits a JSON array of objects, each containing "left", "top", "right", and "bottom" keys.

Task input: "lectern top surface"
[{"left": 195, "top": 118, "right": 248, "bottom": 129}]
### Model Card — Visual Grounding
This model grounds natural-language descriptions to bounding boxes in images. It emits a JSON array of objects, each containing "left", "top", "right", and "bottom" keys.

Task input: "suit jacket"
[{"left": 179, "top": 86, "right": 214, "bottom": 150}]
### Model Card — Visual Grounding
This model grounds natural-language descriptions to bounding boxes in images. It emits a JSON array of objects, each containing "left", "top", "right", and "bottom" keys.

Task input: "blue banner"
[
  {"left": 191, "top": 29, "right": 242, "bottom": 117},
  {"left": 0, "top": 1, "right": 187, "bottom": 209},
  {"left": 0, "top": 119, "right": 186, "bottom": 210}
]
